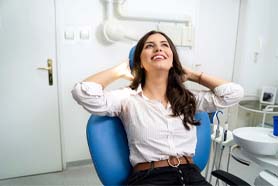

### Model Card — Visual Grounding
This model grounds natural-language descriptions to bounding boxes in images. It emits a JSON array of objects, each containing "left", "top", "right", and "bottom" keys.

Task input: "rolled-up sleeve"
[
  {"left": 71, "top": 82, "right": 130, "bottom": 117},
  {"left": 193, "top": 82, "right": 244, "bottom": 112}
]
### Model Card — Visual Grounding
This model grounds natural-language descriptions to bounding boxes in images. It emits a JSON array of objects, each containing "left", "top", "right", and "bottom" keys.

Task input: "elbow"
[
  {"left": 71, "top": 83, "right": 109, "bottom": 115},
  {"left": 71, "top": 83, "right": 83, "bottom": 104},
  {"left": 232, "top": 84, "right": 244, "bottom": 102},
  {"left": 224, "top": 86, "right": 244, "bottom": 106},
  {"left": 214, "top": 84, "right": 245, "bottom": 108}
]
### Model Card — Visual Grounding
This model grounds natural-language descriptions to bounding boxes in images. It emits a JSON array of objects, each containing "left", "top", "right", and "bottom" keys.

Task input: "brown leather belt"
[{"left": 133, "top": 156, "right": 193, "bottom": 172}]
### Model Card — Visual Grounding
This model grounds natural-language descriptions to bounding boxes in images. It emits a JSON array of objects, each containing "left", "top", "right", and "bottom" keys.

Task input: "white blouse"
[{"left": 72, "top": 82, "right": 244, "bottom": 166}]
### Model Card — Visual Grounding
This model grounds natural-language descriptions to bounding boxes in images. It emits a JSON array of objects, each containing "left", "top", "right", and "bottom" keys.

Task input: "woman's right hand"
[{"left": 115, "top": 59, "right": 134, "bottom": 81}]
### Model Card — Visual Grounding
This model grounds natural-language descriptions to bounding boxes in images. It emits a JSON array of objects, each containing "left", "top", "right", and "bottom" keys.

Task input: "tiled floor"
[{"left": 0, "top": 164, "right": 102, "bottom": 186}]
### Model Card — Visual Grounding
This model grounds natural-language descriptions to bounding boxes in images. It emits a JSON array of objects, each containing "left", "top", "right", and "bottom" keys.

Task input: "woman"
[{"left": 72, "top": 30, "right": 244, "bottom": 185}]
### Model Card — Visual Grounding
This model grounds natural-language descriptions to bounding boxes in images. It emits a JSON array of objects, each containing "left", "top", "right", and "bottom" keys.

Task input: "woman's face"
[{"left": 140, "top": 33, "right": 173, "bottom": 73}]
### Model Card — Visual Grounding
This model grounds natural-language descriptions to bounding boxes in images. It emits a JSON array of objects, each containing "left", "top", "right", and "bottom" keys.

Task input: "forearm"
[
  {"left": 184, "top": 67, "right": 228, "bottom": 90},
  {"left": 84, "top": 65, "right": 122, "bottom": 88},
  {"left": 83, "top": 61, "right": 132, "bottom": 89}
]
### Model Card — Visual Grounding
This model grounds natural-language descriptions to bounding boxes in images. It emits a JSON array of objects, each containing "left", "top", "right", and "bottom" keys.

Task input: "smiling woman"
[
  {"left": 130, "top": 30, "right": 200, "bottom": 127},
  {"left": 72, "top": 30, "right": 244, "bottom": 185}
]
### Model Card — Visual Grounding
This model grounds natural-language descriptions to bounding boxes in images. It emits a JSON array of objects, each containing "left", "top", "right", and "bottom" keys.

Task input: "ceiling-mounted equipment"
[
  {"left": 101, "top": 0, "right": 193, "bottom": 46},
  {"left": 103, "top": 18, "right": 138, "bottom": 43}
]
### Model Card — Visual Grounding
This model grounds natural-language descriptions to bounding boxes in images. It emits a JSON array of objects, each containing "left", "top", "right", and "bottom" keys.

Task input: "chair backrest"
[{"left": 86, "top": 112, "right": 211, "bottom": 185}]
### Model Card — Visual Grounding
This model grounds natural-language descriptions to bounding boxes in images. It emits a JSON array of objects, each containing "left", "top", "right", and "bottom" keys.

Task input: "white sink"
[{"left": 233, "top": 127, "right": 278, "bottom": 156}]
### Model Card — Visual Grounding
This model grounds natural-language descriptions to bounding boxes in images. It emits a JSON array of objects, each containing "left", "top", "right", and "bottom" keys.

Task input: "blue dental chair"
[{"left": 86, "top": 112, "right": 250, "bottom": 186}]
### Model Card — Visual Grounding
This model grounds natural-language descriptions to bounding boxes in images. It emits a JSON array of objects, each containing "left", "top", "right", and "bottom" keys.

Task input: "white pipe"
[
  {"left": 101, "top": 0, "right": 191, "bottom": 43},
  {"left": 115, "top": 1, "right": 191, "bottom": 24},
  {"left": 103, "top": 0, "right": 114, "bottom": 20},
  {"left": 103, "top": 19, "right": 138, "bottom": 43}
]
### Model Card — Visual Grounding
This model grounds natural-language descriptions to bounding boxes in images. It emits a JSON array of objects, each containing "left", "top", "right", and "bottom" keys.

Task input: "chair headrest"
[{"left": 128, "top": 46, "right": 136, "bottom": 70}]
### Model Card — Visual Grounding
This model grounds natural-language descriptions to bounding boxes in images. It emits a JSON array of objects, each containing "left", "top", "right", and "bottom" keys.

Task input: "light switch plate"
[
  {"left": 80, "top": 30, "right": 90, "bottom": 40},
  {"left": 64, "top": 31, "right": 75, "bottom": 40}
]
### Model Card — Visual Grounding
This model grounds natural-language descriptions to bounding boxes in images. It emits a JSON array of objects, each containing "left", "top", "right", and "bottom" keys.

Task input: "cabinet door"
[{"left": 0, "top": 0, "right": 62, "bottom": 179}]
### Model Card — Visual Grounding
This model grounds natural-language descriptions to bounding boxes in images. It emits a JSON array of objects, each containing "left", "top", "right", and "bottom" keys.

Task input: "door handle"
[{"left": 37, "top": 59, "right": 53, "bottom": 86}]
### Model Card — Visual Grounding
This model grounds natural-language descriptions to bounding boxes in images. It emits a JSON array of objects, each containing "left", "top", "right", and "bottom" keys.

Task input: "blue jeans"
[{"left": 127, "top": 163, "right": 211, "bottom": 186}]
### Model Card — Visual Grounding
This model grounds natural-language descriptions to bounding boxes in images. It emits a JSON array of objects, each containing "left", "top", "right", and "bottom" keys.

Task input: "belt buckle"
[{"left": 167, "top": 156, "right": 181, "bottom": 167}]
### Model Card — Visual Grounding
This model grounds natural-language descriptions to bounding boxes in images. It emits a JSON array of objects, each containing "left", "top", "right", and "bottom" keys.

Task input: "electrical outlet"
[{"left": 181, "top": 24, "right": 193, "bottom": 47}]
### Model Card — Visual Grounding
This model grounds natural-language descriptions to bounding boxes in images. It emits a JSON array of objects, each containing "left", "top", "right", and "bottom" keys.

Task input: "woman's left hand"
[{"left": 182, "top": 66, "right": 194, "bottom": 82}]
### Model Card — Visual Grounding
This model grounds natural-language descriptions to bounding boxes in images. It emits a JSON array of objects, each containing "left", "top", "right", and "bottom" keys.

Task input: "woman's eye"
[
  {"left": 145, "top": 44, "right": 153, "bottom": 48},
  {"left": 162, "top": 43, "right": 169, "bottom": 47}
]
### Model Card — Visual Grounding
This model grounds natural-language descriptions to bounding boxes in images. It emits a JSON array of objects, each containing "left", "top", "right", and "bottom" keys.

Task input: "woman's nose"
[{"left": 155, "top": 47, "right": 162, "bottom": 52}]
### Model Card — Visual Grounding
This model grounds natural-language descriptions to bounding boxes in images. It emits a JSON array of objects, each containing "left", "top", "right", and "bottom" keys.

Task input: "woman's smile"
[{"left": 151, "top": 53, "right": 167, "bottom": 61}]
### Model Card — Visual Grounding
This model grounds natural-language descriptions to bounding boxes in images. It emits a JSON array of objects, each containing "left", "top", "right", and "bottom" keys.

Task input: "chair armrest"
[{"left": 211, "top": 170, "right": 251, "bottom": 186}]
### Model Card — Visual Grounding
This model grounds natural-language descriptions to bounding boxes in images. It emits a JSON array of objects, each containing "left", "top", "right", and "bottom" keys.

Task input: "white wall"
[
  {"left": 55, "top": 0, "right": 240, "bottom": 163},
  {"left": 233, "top": 0, "right": 278, "bottom": 97},
  {"left": 231, "top": 0, "right": 278, "bottom": 130},
  {"left": 194, "top": 0, "right": 240, "bottom": 81}
]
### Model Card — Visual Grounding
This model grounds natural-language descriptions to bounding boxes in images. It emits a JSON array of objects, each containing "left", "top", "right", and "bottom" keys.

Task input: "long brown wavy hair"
[{"left": 130, "top": 30, "right": 200, "bottom": 130}]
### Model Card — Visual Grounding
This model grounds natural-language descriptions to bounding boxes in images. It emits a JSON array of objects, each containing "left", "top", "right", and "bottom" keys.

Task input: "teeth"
[{"left": 153, "top": 55, "right": 164, "bottom": 60}]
